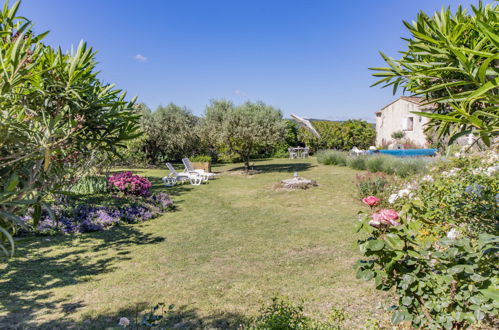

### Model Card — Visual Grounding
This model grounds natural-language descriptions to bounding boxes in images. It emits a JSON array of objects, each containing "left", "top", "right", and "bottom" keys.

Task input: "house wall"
[{"left": 375, "top": 99, "right": 430, "bottom": 147}]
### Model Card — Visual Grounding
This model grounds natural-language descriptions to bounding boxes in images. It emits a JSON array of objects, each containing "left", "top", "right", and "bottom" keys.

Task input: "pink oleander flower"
[{"left": 362, "top": 196, "right": 380, "bottom": 207}]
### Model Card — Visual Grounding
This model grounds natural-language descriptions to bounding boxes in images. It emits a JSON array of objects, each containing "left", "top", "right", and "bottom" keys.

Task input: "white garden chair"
[
  {"left": 288, "top": 148, "right": 298, "bottom": 159},
  {"left": 301, "top": 147, "right": 309, "bottom": 158},
  {"left": 164, "top": 162, "right": 203, "bottom": 186},
  {"left": 182, "top": 158, "right": 215, "bottom": 181}
]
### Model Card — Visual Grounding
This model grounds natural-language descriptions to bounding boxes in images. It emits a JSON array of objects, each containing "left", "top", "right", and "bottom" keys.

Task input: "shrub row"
[{"left": 316, "top": 150, "right": 429, "bottom": 177}]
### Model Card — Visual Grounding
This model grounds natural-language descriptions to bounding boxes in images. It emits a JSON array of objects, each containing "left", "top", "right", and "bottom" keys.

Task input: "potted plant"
[{"left": 190, "top": 155, "right": 212, "bottom": 173}]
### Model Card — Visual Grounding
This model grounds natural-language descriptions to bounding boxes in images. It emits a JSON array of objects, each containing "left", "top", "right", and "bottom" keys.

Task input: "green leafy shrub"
[
  {"left": 316, "top": 150, "right": 348, "bottom": 166},
  {"left": 365, "top": 156, "right": 388, "bottom": 173},
  {"left": 298, "top": 120, "right": 375, "bottom": 151},
  {"left": 190, "top": 155, "right": 212, "bottom": 162},
  {"left": 0, "top": 1, "right": 140, "bottom": 255},
  {"left": 318, "top": 151, "right": 429, "bottom": 177},
  {"left": 70, "top": 176, "right": 108, "bottom": 195},
  {"left": 355, "top": 172, "right": 393, "bottom": 203},
  {"left": 246, "top": 297, "right": 345, "bottom": 330},
  {"left": 355, "top": 152, "right": 498, "bottom": 329},
  {"left": 391, "top": 131, "right": 405, "bottom": 140},
  {"left": 347, "top": 156, "right": 367, "bottom": 170}
]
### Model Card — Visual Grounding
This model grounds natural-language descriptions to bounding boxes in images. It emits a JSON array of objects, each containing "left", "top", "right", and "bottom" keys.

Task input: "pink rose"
[
  {"left": 379, "top": 209, "right": 398, "bottom": 220},
  {"left": 362, "top": 196, "right": 380, "bottom": 207},
  {"left": 370, "top": 209, "right": 401, "bottom": 228}
]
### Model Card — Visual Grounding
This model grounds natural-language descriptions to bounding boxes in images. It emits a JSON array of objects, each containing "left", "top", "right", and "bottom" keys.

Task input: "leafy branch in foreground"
[{"left": 371, "top": 1, "right": 498, "bottom": 146}]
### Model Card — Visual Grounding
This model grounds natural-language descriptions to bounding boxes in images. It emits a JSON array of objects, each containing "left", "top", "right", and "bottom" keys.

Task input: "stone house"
[{"left": 375, "top": 96, "right": 434, "bottom": 148}]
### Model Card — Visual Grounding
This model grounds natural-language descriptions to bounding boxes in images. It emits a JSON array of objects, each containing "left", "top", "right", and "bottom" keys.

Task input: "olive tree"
[
  {"left": 204, "top": 101, "right": 286, "bottom": 169},
  {"left": 371, "top": 2, "right": 498, "bottom": 146},
  {"left": 138, "top": 103, "right": 200, "bottom": 163}
]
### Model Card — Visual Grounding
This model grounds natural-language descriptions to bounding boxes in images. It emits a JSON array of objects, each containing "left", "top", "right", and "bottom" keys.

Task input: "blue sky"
[{"left": 21, "top": 0, "right": 487, "bottom": 122}]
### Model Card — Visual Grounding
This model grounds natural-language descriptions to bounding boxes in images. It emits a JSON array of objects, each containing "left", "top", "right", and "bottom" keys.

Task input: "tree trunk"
[{"left": 244, "top": 156, "right": 250, "bottom": 171}]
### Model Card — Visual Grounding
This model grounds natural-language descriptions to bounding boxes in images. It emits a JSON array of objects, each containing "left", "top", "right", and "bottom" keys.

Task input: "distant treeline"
[{"left": 121, "top": 101, "right": 375, "bottom": 166}]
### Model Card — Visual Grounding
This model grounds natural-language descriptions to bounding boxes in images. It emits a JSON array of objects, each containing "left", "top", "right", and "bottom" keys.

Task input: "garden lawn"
[{"left": 0, "top": 158, "right": 391, "bottom": 329}]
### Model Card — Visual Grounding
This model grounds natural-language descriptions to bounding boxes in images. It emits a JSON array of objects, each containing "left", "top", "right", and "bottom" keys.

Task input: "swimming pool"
[{"left": 368, "top": 149, "right": 437, "bottom": 157}]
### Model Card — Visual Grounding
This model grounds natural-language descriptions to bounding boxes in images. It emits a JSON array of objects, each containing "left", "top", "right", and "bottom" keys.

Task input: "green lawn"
[{"left": 0, "top": 158, "right": 391, "bottom": 329}]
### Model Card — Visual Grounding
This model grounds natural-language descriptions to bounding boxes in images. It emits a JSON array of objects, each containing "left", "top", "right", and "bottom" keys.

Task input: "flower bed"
[
  {"left": 355, "top": 152, "right": 498, "bottom": 328},
  {"left": 20, "top": 172, "right": 173, "bottom": 235},
  {"left": 23, "top": 192, "right": 174, "bottom": 235}
]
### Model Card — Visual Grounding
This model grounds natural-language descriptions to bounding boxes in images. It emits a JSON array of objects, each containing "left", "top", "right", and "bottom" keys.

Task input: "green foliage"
[
  {"left": 190, "top": 155, "right": 212, "bottom": 162},
  {"left": 315, "top": 150, "right": 348, "bottom": 166},
  {"left": 0, "top": 0, "right": 141, "bottom": 255},
  {"left": 120, "top": 133, "right": 150, "bottom": 166},
  {"left": 356, "top": 153, "right": 499, "bottom": 328},
  {"left": 272, "top": 120, "right": 300, "bottom": 158},
  {"left": 69, "top": 176, "right": 108, "bottom": 195},
  {"left": 390, "top": 131, "right": 405, "bottom": 140},
  {"left": 317, "top": 151, "right": 428, "bottom": 178},
  {"left": 371, "top": 2, "right": 499, "bottom": 146},
  {"left": 202, "top": 100, "right": 286, "bottom": 169},
  {"left": 355, "top": 172, "right": 393, "bottom": 203},
  {"left": 299, "top": 120, "right": 375, "bottom": 151},
  {"left": 139, "top": 103, "right": 201, "bottom": 164},
  {"left": 347, "top": 156, "right": 367, "bottom": 170},
  {"left": 246, "top": 297, "right": 345, "bottom": 330}
]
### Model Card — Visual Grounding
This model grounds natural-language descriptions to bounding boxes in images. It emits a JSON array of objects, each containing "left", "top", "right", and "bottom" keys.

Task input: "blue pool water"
[{"left": 368, "top": 149, "right": 437, "bottom": 157}]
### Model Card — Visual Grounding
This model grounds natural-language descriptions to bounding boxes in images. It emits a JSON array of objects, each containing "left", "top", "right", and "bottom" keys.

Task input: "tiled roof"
[{"left": 376, "top": 96, "right": 436, "bottom": 114}]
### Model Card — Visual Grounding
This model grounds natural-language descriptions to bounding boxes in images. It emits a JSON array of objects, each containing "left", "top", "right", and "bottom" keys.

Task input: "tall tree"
[
  {"left": 204, "top": 101, "right": 286, "bottom": 169},
  {"left": 141, "top": 103, "right": 200, "bottom": 163}
]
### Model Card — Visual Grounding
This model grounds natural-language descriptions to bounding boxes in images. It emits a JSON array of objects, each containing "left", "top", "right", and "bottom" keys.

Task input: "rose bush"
[{"left": 355, "top": 152, "right": 498, "bottom": 329}]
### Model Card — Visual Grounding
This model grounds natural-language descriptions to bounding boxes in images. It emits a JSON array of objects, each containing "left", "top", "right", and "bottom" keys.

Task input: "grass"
[{"left": 0, "top": 158, "right": 392, "bottom": 329}]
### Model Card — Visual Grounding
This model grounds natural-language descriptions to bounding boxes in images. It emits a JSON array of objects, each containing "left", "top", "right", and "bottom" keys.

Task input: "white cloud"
[
  {"left": 234, "top": 89, "right": 246, "bottom": 96},
  {"left": 134, "top": 54, "right": 148, "bottom": 62}
]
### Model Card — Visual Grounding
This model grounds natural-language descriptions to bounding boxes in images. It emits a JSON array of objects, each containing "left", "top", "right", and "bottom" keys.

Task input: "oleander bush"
[{"left": 355, "top": 152, "right": 499, "bottom": 328}]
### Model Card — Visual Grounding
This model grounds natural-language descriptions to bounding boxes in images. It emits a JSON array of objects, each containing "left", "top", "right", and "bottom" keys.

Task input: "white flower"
[
  {"left": 485, "top": 165, "right": 499, "bottom": 176},
  {"left": 118, "top": 317, "right": 130, "bottom": 327},
  {"left": 388, "top": 193, "right": 398, "bottom": 204},
  {"left": 397, "top": 188, "right": 411, "bottom": 198},
  {"left": 443, "top": 168, "right": 459, "bottom": 177},
  {"left": 421, "top": 175, "right": 434, "bottom": 182},
  {"left": 446, "top": 228, "right": 459, "bottom": 240}
]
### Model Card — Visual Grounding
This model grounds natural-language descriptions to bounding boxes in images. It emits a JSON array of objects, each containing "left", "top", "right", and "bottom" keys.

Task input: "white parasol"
[{"left": 290, "top": 114, "right": 321, "bottom": 139}]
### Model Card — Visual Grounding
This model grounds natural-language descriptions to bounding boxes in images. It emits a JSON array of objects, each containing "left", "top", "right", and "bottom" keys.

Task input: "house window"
[{"left": 406, "top": 117, "right": 414, "bottom": 131}]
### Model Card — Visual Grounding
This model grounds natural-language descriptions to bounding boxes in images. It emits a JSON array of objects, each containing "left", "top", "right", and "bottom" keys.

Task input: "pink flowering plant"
[
  {"left": 108, "top": 172, "right": 152, "bottom": 197},
  {"left": 355, "top": 153, "right": 498, "bottom": 328}
]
